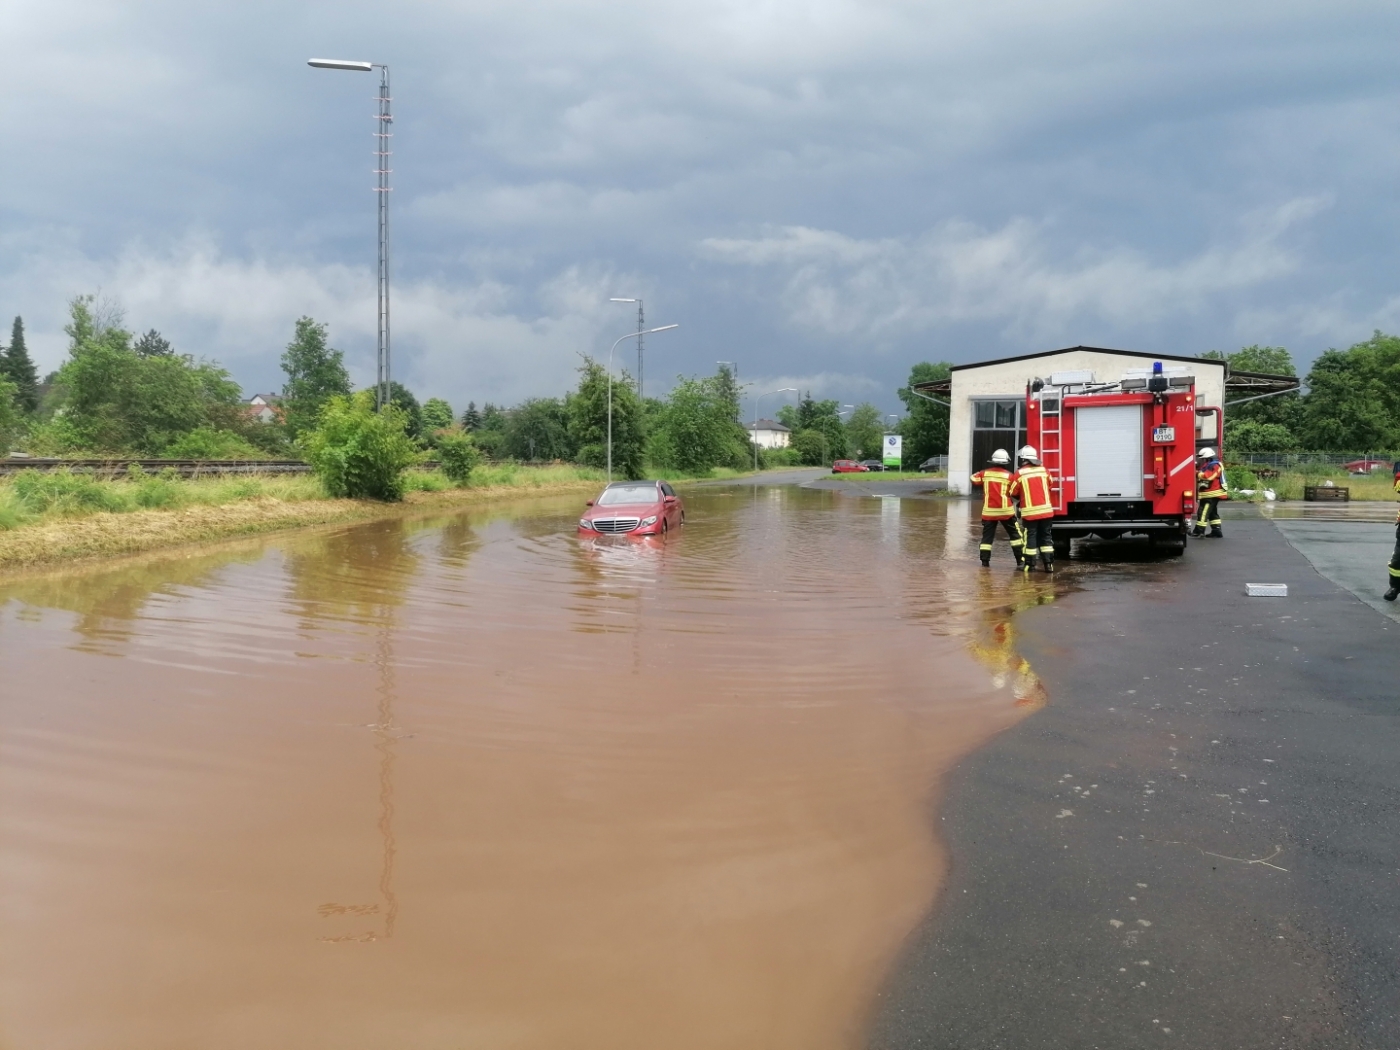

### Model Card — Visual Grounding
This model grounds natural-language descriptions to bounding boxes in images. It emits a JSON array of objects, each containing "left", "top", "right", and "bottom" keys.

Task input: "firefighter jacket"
[
  {"left": 970, "top": 467, "right": 1016, "bottom": 519},
  {"left": 1197, "top": 460, "right": 1228, "bottom": 500},
  {"left": 1393, "top": 472, "right": 1399, "bottom": 523},
  {"left": 1011, "top": 465, "right": 1055, "bottom": 520}
]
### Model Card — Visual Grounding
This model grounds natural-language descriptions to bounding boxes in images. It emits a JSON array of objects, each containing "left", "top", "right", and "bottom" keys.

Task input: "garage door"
[{"left": 1075, "top": 405, "right": 1143, "bottom": 499}]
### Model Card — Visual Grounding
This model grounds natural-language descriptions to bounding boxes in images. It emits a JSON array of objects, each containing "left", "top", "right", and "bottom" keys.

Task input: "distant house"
[
  {"left": 243, "top": 394, "right": 284, "bottom": 424},
  {"left": 746, "top": 418, "right": 791, "bottom": 449}
]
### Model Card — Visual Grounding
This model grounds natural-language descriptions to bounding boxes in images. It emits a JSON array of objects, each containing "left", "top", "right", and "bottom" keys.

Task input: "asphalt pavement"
[{"left": 868, "top": 507, "right": 1400, "bottom": 1049}]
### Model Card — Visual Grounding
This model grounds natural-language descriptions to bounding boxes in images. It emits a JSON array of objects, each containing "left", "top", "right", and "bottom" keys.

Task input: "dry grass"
[
  {"left": 1247, "top": 470, "right": 1399, "bottom": 502},
  {"left": 0, "top": 467, "right": 608, "bottom": 574}
]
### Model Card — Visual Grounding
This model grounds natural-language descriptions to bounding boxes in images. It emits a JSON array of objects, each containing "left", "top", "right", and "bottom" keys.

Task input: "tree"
[
  {"left": 652, "top": 373, "right": 748, "bottom": 473},
  {"left": 134, "top": 329, "right": 174, "bottom": 358},
  {"left": 794, "top": 393, "right": 848, "bottom": 458},
  {"left": 569, "top": 357, "right": 644, "bottom": 478},
  {"left": 791, "top": 428, "right": 830, "bottom": 466},
  {"left": 387, "top": 381, "right": 423, "bottom": 439},
  {"left": 280, "top": 317, "right": 351, "bottom": 437},
  {"left": 844, "top": 403, "right": 884, "bottom": 460},
  {"left": 897, "top": 361, "right": 952, "bottom": 466},
  {"left": 1, "top": 316, "right": 39, "bottom": 414},
  {"left": 1298, "top": 332, "right": 1400, "bottom": 451},
  {"left": 505, "top": 397, "right": 574, "bottom": 461},
  {"left": 421, "top": 397, "right": 454, "bottom": 433},
  {"left": 54, "top": 295, "right": 243, "bottom": 453},
  {"left": 460, "top": 402, "right": 482, "bottom": 431},
  {"left": 479, "top": 403, "right": 507, "bottom": 432},
  {"left": 0, "top": 375, "right": 19, "bottom": 451},
  {"left": 303, "top": 391, "right": 419, "bottom": 501}
]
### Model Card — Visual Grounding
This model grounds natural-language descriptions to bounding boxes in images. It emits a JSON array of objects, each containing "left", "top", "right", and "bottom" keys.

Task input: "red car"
[
  {"left": 831, "top": 460, "right": 869, "bottom": 473},
  {"left": 1343, "top": 458, "right": 1391, "bottom": 475},
  {"left": 578, "top": 480, "right": 685, "bottom": 537}
]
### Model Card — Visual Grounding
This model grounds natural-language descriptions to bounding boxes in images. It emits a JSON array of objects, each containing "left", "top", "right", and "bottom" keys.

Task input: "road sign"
[{"left": 883, "top": 434, "right": 902, "bottom": 469}]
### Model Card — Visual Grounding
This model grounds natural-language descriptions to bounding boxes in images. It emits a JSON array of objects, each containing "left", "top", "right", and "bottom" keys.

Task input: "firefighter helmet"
[
  {"left": 1197, "top": 447, "right": 1216, "bottom": 460},
  {"left": 991, "top": 449, "right": 1011, "bottom": 465},
  {"left": 1017, "top": 445, "right": 1039, "bottom": 463}
]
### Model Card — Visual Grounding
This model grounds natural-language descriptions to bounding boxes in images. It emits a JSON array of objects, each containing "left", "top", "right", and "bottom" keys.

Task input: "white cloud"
[{"left": 701, "top": 196, "right": 1333, "bottom": 343}]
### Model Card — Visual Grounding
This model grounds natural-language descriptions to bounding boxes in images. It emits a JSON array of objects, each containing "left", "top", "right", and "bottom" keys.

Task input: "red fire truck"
[{"left": 1024, "top": 361, "right": 1216, "bottom": 556}]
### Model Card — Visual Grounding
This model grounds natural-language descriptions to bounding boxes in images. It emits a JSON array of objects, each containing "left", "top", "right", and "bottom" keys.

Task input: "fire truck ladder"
[{"left": 1038, "top": 396, "right": 1065, "bottom": 512}]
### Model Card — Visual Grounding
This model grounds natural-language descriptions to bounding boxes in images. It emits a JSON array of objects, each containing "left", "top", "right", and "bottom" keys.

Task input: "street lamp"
[
  {"left": 752, "top": 388, "right": 796, "bottom": 471},
  {"left": 609, "top": 298, "right": 645, "bottom": 397},
  {"left": 607, "top": 324, "right": 679, "bottom": 481},
  {"left": 308, "top": 57, "right": 393, "bottom": 412}
]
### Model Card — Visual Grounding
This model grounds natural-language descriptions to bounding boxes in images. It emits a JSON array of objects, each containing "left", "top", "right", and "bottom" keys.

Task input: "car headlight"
[
  {"left": 579, "top": 518, "right": 594, "bottom": 529},
  {"left": 640, "top": 515, "right": 658, "bottom": 527}
]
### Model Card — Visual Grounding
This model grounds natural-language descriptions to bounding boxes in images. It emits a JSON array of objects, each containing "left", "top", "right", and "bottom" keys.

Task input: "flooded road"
[{"left": 0, "top": 485, "right": 1054, "bottom": 1049}]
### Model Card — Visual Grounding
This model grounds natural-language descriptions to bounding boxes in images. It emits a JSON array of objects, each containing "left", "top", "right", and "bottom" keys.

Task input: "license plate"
[{"left": 1152, "top": 426, "right": 1175, "bottom": 442}]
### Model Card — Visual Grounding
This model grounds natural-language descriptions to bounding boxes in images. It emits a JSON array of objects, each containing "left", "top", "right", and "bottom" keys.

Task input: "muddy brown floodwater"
[{"left": 0, "top": 485, "right": 1054, "bottom": 1050}]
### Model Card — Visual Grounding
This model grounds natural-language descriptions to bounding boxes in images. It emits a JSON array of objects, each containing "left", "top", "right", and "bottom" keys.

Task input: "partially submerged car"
[{"left": 578, "top": 481, "right": 685, "bottom": 537}]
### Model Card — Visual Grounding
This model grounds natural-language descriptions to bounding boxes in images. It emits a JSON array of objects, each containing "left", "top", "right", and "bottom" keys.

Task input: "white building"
[
  {"left": 916, "top": 346, "right": 1232, "bottom": 496},
  {"left": 746, "top": 419, "right": 791, "bottom": 449}
]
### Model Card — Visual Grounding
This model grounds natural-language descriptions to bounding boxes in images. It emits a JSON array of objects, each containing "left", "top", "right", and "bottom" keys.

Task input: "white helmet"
[
  {"left": 1018, "top": 445, "right": 1039, "bottom": 463},
  {"left": 1197, "top": 447, "right": 1215, "bottom": 459},
  {"left": 991, "top": 448, "right": 1011, "bottom": 465}
]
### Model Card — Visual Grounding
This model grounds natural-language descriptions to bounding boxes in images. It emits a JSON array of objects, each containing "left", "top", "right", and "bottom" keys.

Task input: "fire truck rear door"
[{"left": 1075, "top": 404, "right": 1143, "bottom": 499}]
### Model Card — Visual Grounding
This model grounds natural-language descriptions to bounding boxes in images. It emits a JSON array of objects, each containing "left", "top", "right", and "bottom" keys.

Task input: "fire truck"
[{"left": 1023, "top": 361, "right": 1217, "bottom": 556}]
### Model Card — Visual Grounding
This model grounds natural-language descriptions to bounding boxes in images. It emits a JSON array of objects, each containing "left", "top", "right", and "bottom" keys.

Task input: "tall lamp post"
[
  {"left": 308, "top": 58, "right": 393, "bottom": 412},
  {"left": 752, "top": 388, "right": 796, "bottom": 471},
  {"left": 607, "top": 324, "right": 679, "bottom": 481},
  {"left": 608, "top": 298, "right": 645, "bottom": 397}
]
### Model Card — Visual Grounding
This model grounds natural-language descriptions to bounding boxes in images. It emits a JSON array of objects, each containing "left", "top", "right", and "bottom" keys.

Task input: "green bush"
[
  {"left": 791, "top": 429, "right": 830, "bottom": 466},
  {"left": 163, "top": 426, "right": 265, "bottom": 460},
  {"left": 762, "top": 446, "right": 803, "bottom": 468},
  {"left": 435, "top": 431, "right": 481, "bottom": 484},
  {"left": 9, "top": 468, "right": 129, "bottom": 515},
  {"left": 1225, "top": 466, "right": 1260, "bottom": 491},
  {"left": 302, "top": 393, "right": 419, "bottom": 501}
]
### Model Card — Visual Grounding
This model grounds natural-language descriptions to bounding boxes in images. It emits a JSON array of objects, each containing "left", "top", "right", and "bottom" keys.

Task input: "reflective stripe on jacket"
[
  {"left": 970, "top": 467, "right": 1016, "bottom": 518},
  {"left": 1197, "top": 461, "right": 1228, "bottom": 500},
  {"left": 1011, "top": 465, "right": 1055, "bottom": 520},
  {"left": 1393, "top": 474, "right": 1399, "bottom": 523}
]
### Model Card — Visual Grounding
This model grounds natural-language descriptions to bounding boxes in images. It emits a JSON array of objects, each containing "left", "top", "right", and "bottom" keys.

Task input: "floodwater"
[{"left": 0, "top": 485, "right": 1055, "bottom": 1050}]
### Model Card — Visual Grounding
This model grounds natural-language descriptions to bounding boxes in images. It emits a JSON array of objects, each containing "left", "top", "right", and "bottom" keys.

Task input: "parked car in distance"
[
  {"left": 831, "top": 460, "right": 869, "bottom": 473},
  {"left": 578, "top": 480, "right": 685, "bottom": 537},
  {"left": 858, "top": 459, "right": 885, "bottom": 472},
  {"left": 918, "top": 457, "right": 945, "bottom": 473},
  {"left": 1343, "top": 458, "right": 1391, "bottom": 475}
]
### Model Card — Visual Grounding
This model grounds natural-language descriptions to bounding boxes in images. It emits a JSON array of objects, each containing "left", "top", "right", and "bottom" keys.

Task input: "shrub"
[
  {"left": 435, "top": 431, "right": 481, "bottom": 484},
  {"left": 791, "top": 429, "right": 830, "bottom": 466},
  {"left": 302, "top": 393, "right": 419, "bottom": 501},
  {"left": 9, "top": 468, "right": 129, "bottom": 515},
  {"left": 762, "top": 446, "right": 803, "bottom": 468},
  {"left": 163, "top": 426, "right": 265, "bottom": 460}
]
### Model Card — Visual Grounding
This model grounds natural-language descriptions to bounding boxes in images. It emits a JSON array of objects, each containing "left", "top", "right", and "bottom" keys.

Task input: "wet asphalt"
[{"left": 868, "top": 509, "right": 1400, "bottom": 1049}]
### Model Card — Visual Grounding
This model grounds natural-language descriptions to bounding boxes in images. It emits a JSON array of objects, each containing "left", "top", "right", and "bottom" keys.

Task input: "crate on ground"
[
  {"left": 1303, "top": 485, "right": 1349, "bottom": 502},
  {"left": 1246, "top": 583, "right": 1289, "bottom": 597}
]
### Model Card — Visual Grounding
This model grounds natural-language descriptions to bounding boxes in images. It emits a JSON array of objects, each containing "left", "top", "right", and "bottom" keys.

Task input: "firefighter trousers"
[
  {"left": 1387, "top": 522, "right": 1400, "bottom": 596},
  {"left": 979, "top": 518, "right": 1024, "bottom": 564},
  {"left": 1020, "top": 518, "right": 1054, "bottom": 569},
  {"left": 1196, "top": 497, "right": 1222, "bottom": 533}
]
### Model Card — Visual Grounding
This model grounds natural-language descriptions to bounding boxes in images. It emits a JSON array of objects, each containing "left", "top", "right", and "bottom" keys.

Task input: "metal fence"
[
  {"left": 1228, "top": 452, "right": 1399, "bottom": 470},
  {"left": 0, "top": 458, "right": 312, "bottom": 478}
]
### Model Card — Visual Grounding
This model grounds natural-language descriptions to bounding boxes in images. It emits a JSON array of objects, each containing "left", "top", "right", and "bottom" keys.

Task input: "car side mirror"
[{"left": 664, "top": 496, "right": 676, "bottom": 503}]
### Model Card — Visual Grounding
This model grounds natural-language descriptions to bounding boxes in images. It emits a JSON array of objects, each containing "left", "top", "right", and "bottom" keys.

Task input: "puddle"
[{"left": 1, "top": 487, "right": 1056, "bottom": 1049}]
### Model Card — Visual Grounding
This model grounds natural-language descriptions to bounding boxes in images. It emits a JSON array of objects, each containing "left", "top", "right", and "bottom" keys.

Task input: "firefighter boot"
[
  {"left": 1209, "top": 526, "right": 1223, "bottom": 538},
  {"left": 1041, "top": 552, "right": 1055, "bottom": 573},
  {"left": 1385, "top": 575, "right": 1399, "bottom": 602},
  {"left": 980, "top": 554, "right": 991, "bottom": 567}
]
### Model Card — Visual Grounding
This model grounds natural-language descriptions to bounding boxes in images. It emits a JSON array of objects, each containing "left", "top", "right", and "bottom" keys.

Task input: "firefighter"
[
  {"left": 1385, "top": 461, "right": 1400, "bottom": 602},
  {"left": 1193, "top": 447, "right": 1227, "bottom": 538},
  {"left": 970, "top": 448, "right": 1025, "bottom": 567},
  {"left": 1011, "top": 445, "right": 1056, "bottom": 572}
]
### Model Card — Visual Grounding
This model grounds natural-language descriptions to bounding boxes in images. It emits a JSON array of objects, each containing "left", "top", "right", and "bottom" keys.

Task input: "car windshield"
[{"left": 596, "top": 484, "right": 660, "bottom": 506}]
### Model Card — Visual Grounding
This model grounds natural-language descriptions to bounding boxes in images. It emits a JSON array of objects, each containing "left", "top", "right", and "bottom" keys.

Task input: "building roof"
[
  {"left": 911, "top": 345, "right": 1296, "bottom": 400},
  {"left": 746, "top": 418, "right": 791, "bottom": 432}
]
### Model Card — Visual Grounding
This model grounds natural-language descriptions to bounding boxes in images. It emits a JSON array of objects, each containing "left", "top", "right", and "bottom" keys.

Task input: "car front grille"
[{"left": 592, "top": 517, "right": 641, "bottom": 534}]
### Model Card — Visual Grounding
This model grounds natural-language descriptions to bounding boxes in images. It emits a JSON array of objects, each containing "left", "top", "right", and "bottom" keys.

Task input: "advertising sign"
[{"left": 883, "top": 433, "right": 903, "bottom": 469}]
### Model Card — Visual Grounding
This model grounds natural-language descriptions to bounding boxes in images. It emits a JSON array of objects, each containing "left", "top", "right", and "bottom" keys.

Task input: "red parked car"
[
  {"left": 1343, "top": 458, "right": 1391, "bottom": 475},
  {"left": 578, "top": 481, "right": 685, "bottom": 537},
  {"left": 831, "top": 460, "right": 869, "bottom": 473}
]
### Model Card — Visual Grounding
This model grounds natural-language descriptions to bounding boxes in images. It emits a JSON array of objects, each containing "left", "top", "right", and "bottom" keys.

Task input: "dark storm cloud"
[{"left": 3, "top": 0, "right": 1399, "bottom": 411}]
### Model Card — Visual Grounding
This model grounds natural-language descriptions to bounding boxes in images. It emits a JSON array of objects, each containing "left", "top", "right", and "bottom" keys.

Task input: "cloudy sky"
[{"left": 3, "top": 0, "right": 1399, "bottom": 417}]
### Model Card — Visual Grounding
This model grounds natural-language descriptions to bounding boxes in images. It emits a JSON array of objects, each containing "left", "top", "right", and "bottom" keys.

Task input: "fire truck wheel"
[{"left": 1052, "top": 536, "right": 1071, "bottom": 559}]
